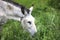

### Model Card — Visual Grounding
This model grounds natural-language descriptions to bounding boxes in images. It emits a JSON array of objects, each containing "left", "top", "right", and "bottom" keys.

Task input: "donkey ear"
[{"left": 29, "top": 5, "right": 34, "bottom": 14}]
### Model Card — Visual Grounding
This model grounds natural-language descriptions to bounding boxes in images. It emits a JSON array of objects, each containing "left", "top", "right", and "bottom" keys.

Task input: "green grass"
[{"left": 0, "top": 0, "right": 60, "bottom": 40}]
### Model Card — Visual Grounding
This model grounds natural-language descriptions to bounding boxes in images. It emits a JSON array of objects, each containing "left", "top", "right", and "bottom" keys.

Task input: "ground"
[{"left": 0, "top": 0, "right": 60, "bottom": 40}]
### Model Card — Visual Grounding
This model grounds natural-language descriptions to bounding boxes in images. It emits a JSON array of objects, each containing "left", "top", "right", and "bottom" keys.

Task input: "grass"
[{"left": 0, "top": 0, "right": 60, "bottom": 40}]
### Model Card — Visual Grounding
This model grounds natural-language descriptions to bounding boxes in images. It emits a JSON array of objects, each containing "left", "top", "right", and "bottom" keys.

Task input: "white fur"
[
  {"left": 0, "top": 0, "right": 37, "bottom": 36},
  {"left": 21, "top": 15, "right": 37, "bottom": 35}
]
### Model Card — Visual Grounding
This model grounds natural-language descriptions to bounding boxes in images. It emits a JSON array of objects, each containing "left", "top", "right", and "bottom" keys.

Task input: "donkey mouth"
[{"left": 29, "top": 29, "right": 37, "bottom": 36}]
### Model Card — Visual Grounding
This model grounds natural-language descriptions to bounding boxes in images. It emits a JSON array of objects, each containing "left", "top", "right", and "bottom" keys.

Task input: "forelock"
[{"left": 25, "top": 15, "right": 34, "bottom": 21}]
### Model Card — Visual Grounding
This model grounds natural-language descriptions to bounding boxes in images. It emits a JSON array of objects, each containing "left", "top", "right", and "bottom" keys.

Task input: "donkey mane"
[
  {"left": 2, "top": 0, "right": 30, "bottom": 14},
  {"left": 0, "top": 0, "right": 37, "bottom": 36}
]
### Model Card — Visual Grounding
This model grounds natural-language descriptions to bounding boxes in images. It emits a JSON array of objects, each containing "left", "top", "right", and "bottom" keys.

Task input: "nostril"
[
  {"left": 31, "top": 32, "right": 37, "bottom": 38},
  {"left": 32, "top": 35, "right": 35, "bottom": 38},
  {"left": 30, "top": 30, "right": 37, "bottom": 36}
]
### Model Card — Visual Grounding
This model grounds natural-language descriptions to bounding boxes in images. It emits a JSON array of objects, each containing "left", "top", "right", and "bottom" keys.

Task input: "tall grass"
[{"left": 0, "top": 0, "right": 60, "bottom": 40}]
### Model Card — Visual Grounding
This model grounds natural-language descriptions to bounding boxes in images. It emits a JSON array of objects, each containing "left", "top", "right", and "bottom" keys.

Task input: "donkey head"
[{"left": 21, "top": 6, "right": 37, "bottom": 36}]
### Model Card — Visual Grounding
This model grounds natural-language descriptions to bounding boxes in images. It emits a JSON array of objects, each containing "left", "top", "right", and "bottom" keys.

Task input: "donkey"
[{"left": 0, "top": 0, "right": 37, "bottom": 36}]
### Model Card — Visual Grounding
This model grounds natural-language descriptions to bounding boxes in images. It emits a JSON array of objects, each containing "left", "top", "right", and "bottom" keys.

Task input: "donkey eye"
[{"left": 27, "top": 21, "right": 31, "bottom": 24}]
